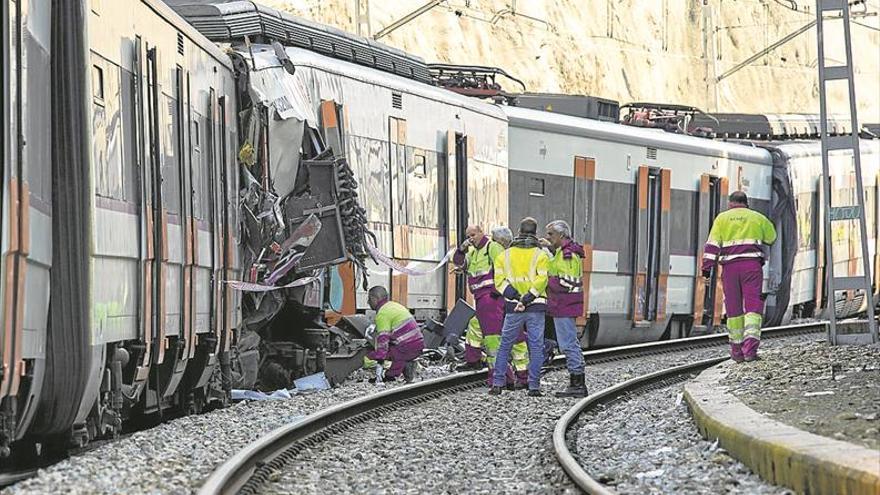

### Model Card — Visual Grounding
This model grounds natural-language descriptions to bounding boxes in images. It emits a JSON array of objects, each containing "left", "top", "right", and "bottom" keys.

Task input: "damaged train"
[{"left": 2, "top": 0, "right": 878, "bottom": 459}]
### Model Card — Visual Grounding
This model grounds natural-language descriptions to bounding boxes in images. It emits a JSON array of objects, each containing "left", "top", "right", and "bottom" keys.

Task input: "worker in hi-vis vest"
[
  {"left": 543, "top": 220, "right": 588, "bottom": 397},
  {"left": 701, "top": 191, "right": 777, "bottom": 362},
  {"left": 489, "top": 217, "right": 550, "bottom": 397},
  {"left": 366, "top": 286, "right": 424, "bottom": 382},
  {"left": 452, "top": 225, "right": 529, "bottom": 387}
]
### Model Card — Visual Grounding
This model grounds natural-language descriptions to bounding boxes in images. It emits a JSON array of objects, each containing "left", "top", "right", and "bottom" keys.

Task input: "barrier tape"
[
  {"left": 367, "top": 244, "right": 457, "bottom": 276},
  {"left": 229, "top": 244, "right": 456, "bottom": 291},
  {"left": 227, "top": 276, "right": 320, "bottom": 292}
]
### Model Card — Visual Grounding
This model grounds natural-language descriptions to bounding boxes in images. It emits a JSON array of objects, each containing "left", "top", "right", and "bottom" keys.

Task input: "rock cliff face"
[{"left": 267, "top": 0, "right": 879, "bottom": 122}]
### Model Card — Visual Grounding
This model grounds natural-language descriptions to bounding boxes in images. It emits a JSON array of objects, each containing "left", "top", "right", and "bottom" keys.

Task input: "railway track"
[
  {"left": 198, "top": 321, "right": 825, "bottom": 495},
  {"left": 0, "top": 469, "right": 39, "bottom": 489},
  {"left": 553, "top": 357, "right": 728, "bottom": 494}
]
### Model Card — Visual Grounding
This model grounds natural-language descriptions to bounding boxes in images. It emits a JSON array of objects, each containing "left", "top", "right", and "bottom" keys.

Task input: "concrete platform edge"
[{"left": 684, "top": 361, "right": 880, "bottom": 495}]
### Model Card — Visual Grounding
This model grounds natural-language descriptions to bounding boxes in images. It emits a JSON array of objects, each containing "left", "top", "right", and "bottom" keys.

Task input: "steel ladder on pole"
[{"left": 815, "top": 0, "right": 879, "bottom": 344}]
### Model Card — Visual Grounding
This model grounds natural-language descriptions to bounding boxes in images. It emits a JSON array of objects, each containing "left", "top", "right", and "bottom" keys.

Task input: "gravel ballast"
[
  {"left": 262, "top": 334, "right": 815, "bottom": 494},
  {"left": 6, "top": 334, "right": 819, "bottom": 494},
  {"left": 576, "top": 383, "right": 792, "bottom": 494},
  {"left": 722, "top": 340, "right": 880, "bottom": 450},
  {"left": 5, "top": 365, "right": 451, "bottom": 495}
]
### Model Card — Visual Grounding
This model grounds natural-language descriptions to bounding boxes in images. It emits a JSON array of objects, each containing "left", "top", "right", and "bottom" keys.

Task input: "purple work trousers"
[
  {"left": 721, "top": 259, "right": 764, "bottom": 316},
  {"left": 721, "top": 259, "right": 764, "bottom": 360},
  {"left": 464, "top": 293, "right": 504, "bottom": 364},
  {"left": 384, "top": 340, "right": 424, "bottom": 379}
]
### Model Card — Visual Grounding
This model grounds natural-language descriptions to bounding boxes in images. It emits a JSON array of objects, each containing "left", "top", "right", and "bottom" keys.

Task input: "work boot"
[
  {"left": 742, "top": 338, "right": 760, "bottom": 362},
  {"left": 456, "top": 361, "right": 483, "bottom": 372},
  {"left": 555, "top": 373, "right": 588, "bottom": 398},
  {"left": 729, "top": 343, "right": 745, "bottom": 363},
  {"left": 403, "top": 361, "right": 417, "bottom": 383},
  {"left": 488, "top": 386, "right": 503, "bottom": 395},
  {"left": 527, "top": 389, "right": 543, "bottom": 397}
]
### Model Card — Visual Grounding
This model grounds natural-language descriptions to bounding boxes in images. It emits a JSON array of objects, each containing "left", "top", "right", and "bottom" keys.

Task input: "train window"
[
  {"left": 192, "top": 121, "right": 200, "bottom": 148},
  {"left": 529, "top": 177, "right": 545, "bottom": 197},
  {"left": 92, "top": 64, "right": 104, "bottom": 101},
  {"left": 413, "top": 154, "right": 426, "bottom": 178}
]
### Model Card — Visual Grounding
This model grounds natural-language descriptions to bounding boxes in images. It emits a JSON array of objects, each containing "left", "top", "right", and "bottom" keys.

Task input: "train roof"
[
  {"left": 165, "top": 0, "right": 430, "bottom": 83},
  {"left": 243, "top": 45, "right": 508, "bottom": 123},
  {"left": 759, "top": 139, "right": 880, "bottom": 161},
  {"left": 151, "top": 0, "right": 234, "bottom": 69},
  {"left": 502, "top": 105, "right": 773, "bottom": 165}
]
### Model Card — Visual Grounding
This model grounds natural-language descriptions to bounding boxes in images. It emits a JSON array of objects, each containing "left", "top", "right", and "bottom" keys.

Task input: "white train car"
[
  {"left": 769, "top": 140, "right": 880, "bottom": 320},
  {"left": 2, "top": 0, "right": 241, "bottom": 456},
  {"left": 1, "top": 0, "right": 53, "bottom": 455},
  {"left": 503, "top": 106, "right": 778, "bottom": 347},
  {"left": 241, "top": 46, "right": 509, "bottom": 320}
]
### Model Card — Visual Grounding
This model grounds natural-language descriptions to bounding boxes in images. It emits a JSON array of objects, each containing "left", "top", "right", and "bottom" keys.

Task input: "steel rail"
[
  {"left": 553, "top": 356, "right": 728, "bottom": 494},
  {"left": 553, "top": 321, "right": 828, "bottom": 494},
  {"left": 198, "top": 321, "right": 825, "bottom": 495},
  {"left": 0, "top": 468, "right": 39, "bottom": 488}
]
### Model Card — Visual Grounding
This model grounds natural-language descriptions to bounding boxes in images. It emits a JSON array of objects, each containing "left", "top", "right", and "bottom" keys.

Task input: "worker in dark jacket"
[
  {"left": 543, "top": 220, "right": 588, "bottom": 397},
  {"left": 366, "top": 286, "right": 424, "bottom": 382},
  {"left": 702, "top": 191, "right": 777, "bottom": 362}
]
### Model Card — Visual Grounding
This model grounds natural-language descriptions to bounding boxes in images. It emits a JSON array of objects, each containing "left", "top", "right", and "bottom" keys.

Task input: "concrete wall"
[{"left": 266, "top": 0, "right": 880, "bottom": 122}]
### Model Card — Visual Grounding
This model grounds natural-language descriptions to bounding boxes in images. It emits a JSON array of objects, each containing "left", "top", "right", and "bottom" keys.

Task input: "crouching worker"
[{"left": 366, "top": 286, "right": 424, "bottom": 382}]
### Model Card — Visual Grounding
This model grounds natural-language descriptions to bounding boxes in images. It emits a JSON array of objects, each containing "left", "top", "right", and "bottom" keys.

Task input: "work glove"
[{"left": 459, "top": 239, "right": 472, "bottom": 251}]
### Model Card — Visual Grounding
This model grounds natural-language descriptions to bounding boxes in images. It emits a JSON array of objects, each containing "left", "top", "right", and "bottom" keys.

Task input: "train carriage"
[
  {"left": 1, "top": 0, "right": 53, "bottom": 453},
  {"left": 239, "top": 45, "right": 509, "bottom": 321},
  {"left": 2, "top": 0, "right": 241, "bottom": 455},
  {"left": 75, "top": 0, "right": 241, "bottom": 432},
  {"left": 503, "top": 105, "right": 778, "bottom": 347},
  {"left": 769, "top": 140, "right": 880, "bottom": 321}
]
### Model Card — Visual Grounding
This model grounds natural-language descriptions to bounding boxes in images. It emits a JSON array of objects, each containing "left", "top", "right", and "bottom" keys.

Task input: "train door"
[
  {"left": 692, "top": 174, "right": 727, "bottom": 330},
  {"left": 205, "top": 89, "right": 221, "bottom": 360},
  {"left": 143, "top": 45, "right": 169, "bottom": 409},
  {"left": 320, "top": 100, "right": 357, "bottom": 318},
  {"left": 0, "top": 0, "right": 19, "bottom": 408},
  {"left": 815, "top": 179, "right": 826, "bottom": 315},
  {"left": 0, "top": 0, "right": 31, "bottom": 438},
  {"left": 179, "top": 70, "right": 196, "bottom": 365},
  {"left": 389, "top": 117, "right": 408, "bottom": 304},
  {"left": 217, "top": 95, "right": 233, "bottom": 356},
  {"left": 632, "top": 166, "right": 671, "bottom": 324},
  {"left": 142, "top": 47, "right": 193, "bottom": 408},
  {"left": 444, "top": 131, "right": 468, "bottom": 312},
  {"left": 571, "top": 157, "right": 595, "bottom": 332},
  {"left": 129, "top": 37, "right": 153, "bottom": 399}
]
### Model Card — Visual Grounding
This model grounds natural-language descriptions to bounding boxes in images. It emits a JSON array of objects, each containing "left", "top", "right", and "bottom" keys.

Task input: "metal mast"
[{"left": 815, "top": 0, "right": 878, "bottom": 344}]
